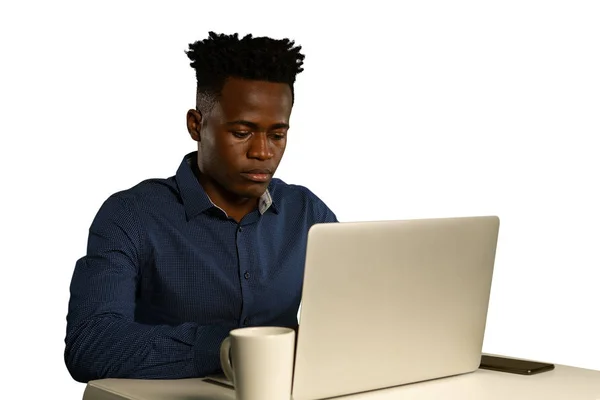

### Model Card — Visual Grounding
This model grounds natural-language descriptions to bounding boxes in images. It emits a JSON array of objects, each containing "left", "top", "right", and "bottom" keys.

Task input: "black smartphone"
[{"left": 480, "top": 355, "right": 555, "bottom": 375}]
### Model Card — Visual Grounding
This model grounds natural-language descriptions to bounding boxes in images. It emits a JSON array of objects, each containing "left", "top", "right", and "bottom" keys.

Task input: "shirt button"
[
  {"left": 244, "top": 271, "right": 250, "bottom": 280},
  {"left": 238, "top": 226, "right": 243, "bottom": 232}
]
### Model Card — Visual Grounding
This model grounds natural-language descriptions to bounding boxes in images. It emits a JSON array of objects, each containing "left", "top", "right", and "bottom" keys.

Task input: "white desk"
[{"left": 83, "top": 363, "right": 600, "bottom": 400}]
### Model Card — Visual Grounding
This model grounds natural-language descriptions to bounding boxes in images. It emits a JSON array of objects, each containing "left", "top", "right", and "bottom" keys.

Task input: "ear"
[{"left": 186, "top": 109, "right": 203, "bottom": 142}]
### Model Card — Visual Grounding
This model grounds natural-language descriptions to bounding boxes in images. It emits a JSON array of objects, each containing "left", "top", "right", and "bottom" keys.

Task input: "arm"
[
  {"left": 321, "top": 205, "right": 338, "bottom": 223},
  {"left": 295, "top": 189, "right": 338, "bottom": 327},
  {"left": 64, "top": 195, "right": 230, "bottom": 383},
  {"left": 313, "top": 191, "right": 338, "bottom": 224}
]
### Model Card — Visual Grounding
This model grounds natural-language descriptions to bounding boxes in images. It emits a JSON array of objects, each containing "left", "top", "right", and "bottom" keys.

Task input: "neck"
[{"left": 193, "top": 164, "right": 258, "bottom": 222}]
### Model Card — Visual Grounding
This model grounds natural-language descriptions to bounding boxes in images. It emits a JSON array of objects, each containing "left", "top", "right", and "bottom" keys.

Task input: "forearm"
[{"left": 65, "top": 316, "right": 231, "bottom": 382}]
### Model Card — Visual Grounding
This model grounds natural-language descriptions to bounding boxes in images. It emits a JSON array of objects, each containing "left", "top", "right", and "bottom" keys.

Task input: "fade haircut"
[{"left": 186, "top": 31, "right": 305, "bottom": 115}]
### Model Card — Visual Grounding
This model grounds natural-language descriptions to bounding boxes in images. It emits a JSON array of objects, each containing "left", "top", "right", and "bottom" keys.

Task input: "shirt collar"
[{"left": 175, "top": 151, "right": 279, "bottom": 220}]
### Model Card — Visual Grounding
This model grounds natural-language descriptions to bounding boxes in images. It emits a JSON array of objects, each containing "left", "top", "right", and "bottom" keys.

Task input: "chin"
[{"left": 236, "top": 182, "right": 270, "bottom": 198}]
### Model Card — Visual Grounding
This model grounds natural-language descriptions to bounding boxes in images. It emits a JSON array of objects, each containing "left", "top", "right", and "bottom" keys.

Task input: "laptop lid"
[{"left": 292, "top": 216, "right": 500, "bottom": 400}]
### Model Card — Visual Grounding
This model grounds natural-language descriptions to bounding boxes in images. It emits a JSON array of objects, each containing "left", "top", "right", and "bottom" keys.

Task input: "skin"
[{"left": 186, "top": 77, "right": 293, "bottom": 222}]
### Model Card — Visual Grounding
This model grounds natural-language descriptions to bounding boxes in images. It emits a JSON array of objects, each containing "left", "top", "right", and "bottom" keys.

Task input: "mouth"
[{"left": 240, "top": 169, "right": 272, "bottom": 183}]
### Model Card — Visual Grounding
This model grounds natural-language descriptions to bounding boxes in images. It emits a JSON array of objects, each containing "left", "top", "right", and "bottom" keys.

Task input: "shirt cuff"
[{"left": 193, "top": 325, "right": 233, "bottom": 377}]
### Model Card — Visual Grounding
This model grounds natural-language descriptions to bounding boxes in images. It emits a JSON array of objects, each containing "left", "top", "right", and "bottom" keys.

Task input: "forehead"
[{"left": 215, "top": 77, "right": 293, "bottom": 122}]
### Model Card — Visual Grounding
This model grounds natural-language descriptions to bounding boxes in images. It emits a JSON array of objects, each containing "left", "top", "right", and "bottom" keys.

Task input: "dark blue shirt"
[{"left": 64, "top": 152, "right": 337, "bottom": 382}]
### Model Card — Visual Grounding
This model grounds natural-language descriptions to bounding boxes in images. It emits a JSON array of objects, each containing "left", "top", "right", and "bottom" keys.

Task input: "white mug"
[{"left": 220, "top": 326, "right": 295, "bottom": 400}]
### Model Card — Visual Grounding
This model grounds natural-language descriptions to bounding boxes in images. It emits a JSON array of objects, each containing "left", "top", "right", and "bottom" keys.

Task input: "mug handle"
[{"left": 219, "top": 336, "right": 234, "bottom": 383}]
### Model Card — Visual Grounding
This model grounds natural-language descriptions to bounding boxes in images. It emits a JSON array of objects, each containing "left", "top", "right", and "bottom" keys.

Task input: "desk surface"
[{"left": 84, "top": 363, "right": 600, "bottom": 400}]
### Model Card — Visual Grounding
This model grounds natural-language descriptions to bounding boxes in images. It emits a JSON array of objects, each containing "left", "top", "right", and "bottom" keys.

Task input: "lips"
[{"left": 241, "top": 169, "right": 272, "bottom": 183}]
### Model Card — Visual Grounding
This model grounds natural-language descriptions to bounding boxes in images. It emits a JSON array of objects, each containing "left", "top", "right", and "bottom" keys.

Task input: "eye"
[
  {"left": 271, "top": 132, "right": 287, "bottom": 140},
  {"left": 232, "top": 131, "right": 251, "bottom": 139}
]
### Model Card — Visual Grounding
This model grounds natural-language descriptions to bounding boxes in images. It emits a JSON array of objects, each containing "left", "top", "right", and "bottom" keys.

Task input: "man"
[{"left": 64, "top": 31, "right": 337, "bottom": 383}]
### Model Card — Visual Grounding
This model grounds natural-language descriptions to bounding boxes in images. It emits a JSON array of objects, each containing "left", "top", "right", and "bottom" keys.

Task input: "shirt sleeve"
[
  {"left": 309, "top": 189, "right": 338, "bottom": 223},
  {"left": 321, "top": 203, "right": 338, "bottom": 223},
  {"left": 64, "top": 194, "right": 231, "bottom": 383}
]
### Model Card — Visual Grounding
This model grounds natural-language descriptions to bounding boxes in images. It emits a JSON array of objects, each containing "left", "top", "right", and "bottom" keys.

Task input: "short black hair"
[{"left": 186, "top": 31, "right": 305, "bottom": 114}]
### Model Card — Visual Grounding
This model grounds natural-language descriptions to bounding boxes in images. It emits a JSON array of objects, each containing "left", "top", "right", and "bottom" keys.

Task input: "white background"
[{"left": 1, "top": 1, "right": 599, "bottom": 398}]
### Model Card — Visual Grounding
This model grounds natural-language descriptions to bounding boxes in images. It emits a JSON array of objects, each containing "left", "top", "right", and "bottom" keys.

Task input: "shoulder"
[
  {"left": 270, "top": 178, "right": 315, "bottom": 199},
  {"left": 115, "top": 176, "right": 180, "bottom": 206},
  {"left": 270, "top": 178, "right": 338, "bottom": 223},
  {"left": 103, "top": 175, "right": 180, "bottom": 211},
  {"left": 91, "top": 175, "right": 180, "bottom": 228}
]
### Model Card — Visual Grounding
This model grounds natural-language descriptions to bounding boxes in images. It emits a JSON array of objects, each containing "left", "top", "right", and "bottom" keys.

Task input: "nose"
[{"left": 247, "top": 132, "right": 274, "bottom": 161}]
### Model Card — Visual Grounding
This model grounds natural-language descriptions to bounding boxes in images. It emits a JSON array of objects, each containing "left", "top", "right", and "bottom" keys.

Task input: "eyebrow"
[{"left": 226, "top": 120, "right": 290, "bottom": 130}]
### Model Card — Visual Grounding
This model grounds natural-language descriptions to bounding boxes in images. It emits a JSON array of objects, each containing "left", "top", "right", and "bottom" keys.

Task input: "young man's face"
[{"left": 188, "top": 77, "right": 293, "bottom": 199}]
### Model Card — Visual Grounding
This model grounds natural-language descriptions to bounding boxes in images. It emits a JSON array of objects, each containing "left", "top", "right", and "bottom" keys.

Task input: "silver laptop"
[{"left": 211, "top": 216, "right": 500, "bottom": 400}]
